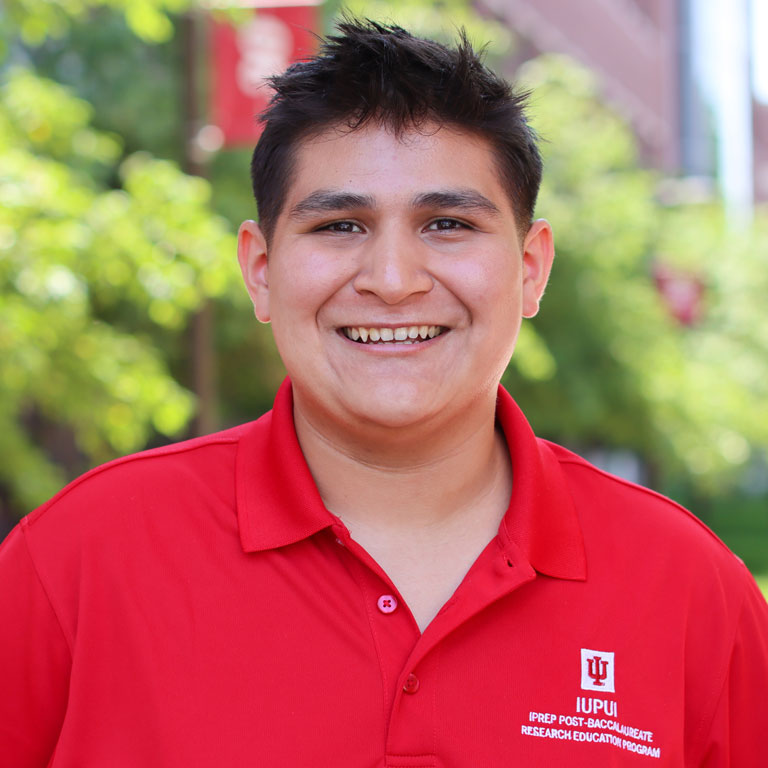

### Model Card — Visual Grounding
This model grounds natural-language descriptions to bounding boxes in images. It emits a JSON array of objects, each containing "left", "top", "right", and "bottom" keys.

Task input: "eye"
[
  {"left": 425, "top": 218, "right": 471, "bottom": 232},
  {"left": 316, "top": 220, "right": 364, "bottom": 234}
]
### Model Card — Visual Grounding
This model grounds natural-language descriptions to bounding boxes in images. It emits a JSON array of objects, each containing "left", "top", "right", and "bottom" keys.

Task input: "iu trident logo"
[{"left": 580, "top": 648, "right": 615, "bottom": 693}]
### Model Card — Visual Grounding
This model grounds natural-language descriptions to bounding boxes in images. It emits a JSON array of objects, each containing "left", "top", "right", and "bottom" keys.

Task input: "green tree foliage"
[
  {"left": 506, "top": 55, "right": 768, "bottom": 494},
  {"left": 0, "top": 67, "right": 238, "bottom": 511},
  {"left": 0, "top": 0, "right": 284, "bottom": 518},
  {"left": 506, "top": 56, "right": 665, "bottom": 454},
  {"left": 649, "top": 204, "right": 768, "bottom": 488},
  {"left": 3, "top": 0, "right": 767, "bottom": 524},
  {"left": 2, "top": 0, "right": 190, "bottom": 46},
  {"left": 341, "top": 0, "right": 515, "bottom": 56},
  {"left": 28, "top": 7, "right": 185, "bottom": 163}
]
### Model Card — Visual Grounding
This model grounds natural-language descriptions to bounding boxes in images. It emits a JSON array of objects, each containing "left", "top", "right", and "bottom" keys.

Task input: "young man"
[{"left": 1, "top": 19, "right": 767, "bottom": 767}]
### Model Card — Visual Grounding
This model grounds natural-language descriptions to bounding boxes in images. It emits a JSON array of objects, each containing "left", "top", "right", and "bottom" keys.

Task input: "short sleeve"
[
  {"left": 698, "top": 568, "right": 768, "bottom": 767},
  {"left": 0, "top": 524, "right": 72, "bottom": 768}
]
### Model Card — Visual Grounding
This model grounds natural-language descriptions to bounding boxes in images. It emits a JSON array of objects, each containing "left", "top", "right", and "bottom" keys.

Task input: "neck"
[{"left": 292, "top": 387, "right": 512, "bottom": 535}]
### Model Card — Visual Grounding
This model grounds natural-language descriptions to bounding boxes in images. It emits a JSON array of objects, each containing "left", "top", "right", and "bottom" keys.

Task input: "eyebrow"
[
  {"left": 288, "top": 188, "right": 501, "bottom": 219},
  {"left": 412, "top": 190, "right": 501, "bottom": 217},
  {"left": 289, "top": 191, "right": 376, "bottom": 219}
]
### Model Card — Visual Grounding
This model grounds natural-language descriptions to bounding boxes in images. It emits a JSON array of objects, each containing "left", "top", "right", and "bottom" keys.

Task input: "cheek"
[
  {"left": 271, "top": 250, "right": 354, "bottom": 325},
  {"left": 441, "top": 252, "right": 522, "bottom": 316}
]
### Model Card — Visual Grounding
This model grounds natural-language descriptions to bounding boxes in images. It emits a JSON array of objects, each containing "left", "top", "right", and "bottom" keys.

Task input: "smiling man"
[
  {"left": 237, "top": 119, "right": 553, "bottom": 634},
  {"left": 2, "top": 19, "right": 767, "bottom": 768}
]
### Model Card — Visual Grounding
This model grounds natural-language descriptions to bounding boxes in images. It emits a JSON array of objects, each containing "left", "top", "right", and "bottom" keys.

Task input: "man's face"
[{"left": 239, "top": 122, "right": 553, "bottom": 433}]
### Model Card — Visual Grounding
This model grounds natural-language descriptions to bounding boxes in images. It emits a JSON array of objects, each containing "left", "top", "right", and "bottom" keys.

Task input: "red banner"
[{"left": 211, "top": 5, "right": 320, "bottom": 147}]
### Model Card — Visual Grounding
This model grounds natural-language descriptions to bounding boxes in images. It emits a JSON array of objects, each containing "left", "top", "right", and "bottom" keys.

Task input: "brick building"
[{"left": 481, "top": 0, "right": 767, "bottom": 207}]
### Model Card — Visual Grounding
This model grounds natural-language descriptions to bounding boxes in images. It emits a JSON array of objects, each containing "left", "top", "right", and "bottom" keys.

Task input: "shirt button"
[
  {"left": 377, "top": 594, "right": 398, "bottom": 614},
  {"left": 403, "top": 673, "right": 420, "bottom": 694}
]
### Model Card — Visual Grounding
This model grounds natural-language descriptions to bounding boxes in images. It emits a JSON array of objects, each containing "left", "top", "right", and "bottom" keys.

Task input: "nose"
[{"left": 351, "top": 229, "right": 434, "bottom": 304}]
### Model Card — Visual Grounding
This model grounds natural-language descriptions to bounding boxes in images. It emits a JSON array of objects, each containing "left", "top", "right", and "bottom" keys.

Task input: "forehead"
[{"left": 282, "top": 122, "right": 516, "bottom": 217}]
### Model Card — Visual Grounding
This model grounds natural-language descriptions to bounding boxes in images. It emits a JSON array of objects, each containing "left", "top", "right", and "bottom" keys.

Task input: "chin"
[
  {"left": 358, "top": 405, "right": 435, "bottom": 431},
  {"left": 337, "top": 382, "right": 443, "bottom": 431}
]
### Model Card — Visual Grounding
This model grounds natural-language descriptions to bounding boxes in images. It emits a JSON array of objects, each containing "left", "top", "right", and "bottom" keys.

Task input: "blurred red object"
[
  {"left": 210, "top": 4, "right": 320, "bottom": 147},
  {"left": 652, "top": 263, "right": 706, "bottom": 326}
]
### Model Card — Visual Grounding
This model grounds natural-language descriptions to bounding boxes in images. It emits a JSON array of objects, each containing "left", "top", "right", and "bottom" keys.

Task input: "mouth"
[{"left": 340, "top": 325, "right": 447, "bottom": 345}]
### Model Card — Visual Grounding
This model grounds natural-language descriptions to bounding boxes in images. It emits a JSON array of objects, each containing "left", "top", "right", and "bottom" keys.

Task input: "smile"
[{"left": 341, "top": 325, "right": 446, "bottom": 344}]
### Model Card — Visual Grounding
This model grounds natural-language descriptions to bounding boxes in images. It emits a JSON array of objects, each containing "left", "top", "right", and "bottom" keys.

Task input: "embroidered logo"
[{"left": 580, "top": 648, "right": 615, "bottom": 693}]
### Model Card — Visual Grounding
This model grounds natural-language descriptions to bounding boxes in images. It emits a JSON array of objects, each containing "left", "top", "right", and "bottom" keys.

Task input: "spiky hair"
[{"left": 250, "top": 18, "right": 542, "bottom": 241}]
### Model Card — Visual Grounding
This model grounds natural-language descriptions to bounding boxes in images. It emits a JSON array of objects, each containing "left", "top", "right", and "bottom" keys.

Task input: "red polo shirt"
[{"left": 2, "top": 381, "right": 767, "bottom": 767}]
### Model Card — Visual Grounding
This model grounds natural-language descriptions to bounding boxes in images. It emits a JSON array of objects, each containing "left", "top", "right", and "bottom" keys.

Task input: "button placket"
[
  {"left": 387, "top": 654, "right": 437, "bottom": 762},
  {"left": 333, "top": 528, "right": 432, "bottom": 757}
]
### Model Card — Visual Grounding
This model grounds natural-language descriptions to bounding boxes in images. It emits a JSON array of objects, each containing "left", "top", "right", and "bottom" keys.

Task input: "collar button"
[{"left": 377, "top": 594, "right": 398, "bottom": 614}]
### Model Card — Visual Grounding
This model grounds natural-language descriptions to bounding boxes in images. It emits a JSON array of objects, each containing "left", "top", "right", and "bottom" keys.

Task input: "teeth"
[{"left": 343, "top": 325, "right": 445, "bottom": 344}]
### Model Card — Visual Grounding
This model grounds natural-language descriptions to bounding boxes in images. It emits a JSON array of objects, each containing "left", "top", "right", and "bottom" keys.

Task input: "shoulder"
[
  {"left": 544, "top": 439, "right": 735, "bottom": 551},
  {"left": 543, "top": 440, "right": 768, "bottom": 759},
  {"left": 18, "top": 420, "right": 268, "bottom": 581},
  {"left": 541, "top": 439, "right": 756, "bottom": 606},
  {"left": 13, "top": 419, "right": 268, "bottom": 648}
]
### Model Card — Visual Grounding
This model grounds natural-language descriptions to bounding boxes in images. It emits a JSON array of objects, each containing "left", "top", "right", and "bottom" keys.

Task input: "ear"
[
  {"left": 521, "top": 219, "right": 555, "bottom": 318},
  {"left": 237, "top": 219, "right": 271, "bottom": 323}
]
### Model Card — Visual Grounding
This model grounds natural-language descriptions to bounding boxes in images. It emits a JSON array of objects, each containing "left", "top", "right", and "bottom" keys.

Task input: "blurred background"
[{"left": 1, "top": 0, "right": 766, "bottom": 592}]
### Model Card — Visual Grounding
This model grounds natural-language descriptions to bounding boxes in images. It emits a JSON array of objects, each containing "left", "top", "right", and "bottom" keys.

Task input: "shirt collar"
[
  {"left": 236, "top": 379, "right": 586, "bottom": 581},
  {"left": 495, "top": 387, "right": 586, "bottom": 581}
]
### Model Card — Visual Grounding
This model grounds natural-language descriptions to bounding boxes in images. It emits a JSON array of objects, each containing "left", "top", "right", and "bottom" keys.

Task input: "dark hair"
[{"left": 250, "top": 18, "right": 542, "bottom": 241}]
